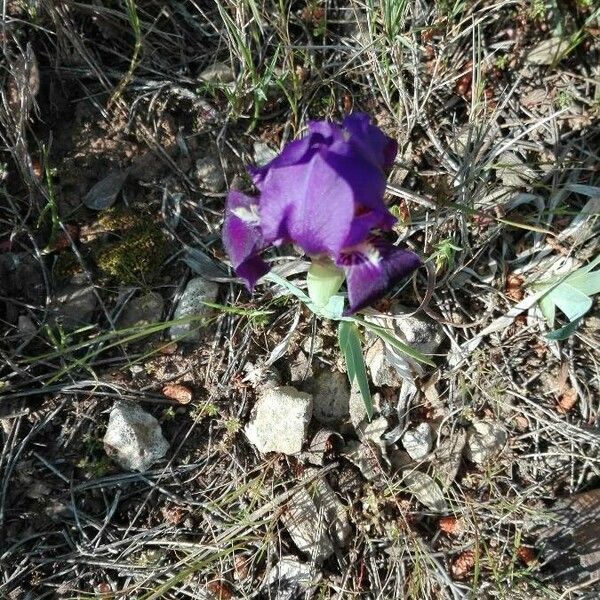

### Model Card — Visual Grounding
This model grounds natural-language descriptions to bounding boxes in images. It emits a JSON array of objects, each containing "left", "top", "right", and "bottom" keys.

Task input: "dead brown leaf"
[
  {"left": 506, "top": 273, "right": 525, "bottom": 302},
  {"left": 438, "top": 515, "right": 463, "bottom": 535},
  {"left": 556, "top": 387, "right": 578, "bottom": 414},
  {"left": 206, "top": 580, "right": 233, "bottom": 600},
  {"left": 451, "top": 550, "right": 475, "bottom": 579},
  {"left": 517, "top": 546, "right": 536, "bottom": 566},
  {"left": 161, "top": 504, "right": 185, "bottom": 526},
  {"left": 162, "top": 384, "right": 192, "bottom": 404}
]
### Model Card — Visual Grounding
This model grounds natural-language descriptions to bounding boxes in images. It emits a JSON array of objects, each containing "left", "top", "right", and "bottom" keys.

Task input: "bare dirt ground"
[{"left": 1, "top": 1, "right": 599, "bottom": 599}]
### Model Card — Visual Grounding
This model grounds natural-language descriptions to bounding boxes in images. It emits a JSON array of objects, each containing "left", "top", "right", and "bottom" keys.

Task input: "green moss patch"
[{"left": 94, "top": 208, "right": 170, "bottom": 285}]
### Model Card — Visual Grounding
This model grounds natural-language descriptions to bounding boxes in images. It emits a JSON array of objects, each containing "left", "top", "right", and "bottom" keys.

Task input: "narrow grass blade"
[{"left": 357, "top": 319, "right": 436, "bottom": 367}]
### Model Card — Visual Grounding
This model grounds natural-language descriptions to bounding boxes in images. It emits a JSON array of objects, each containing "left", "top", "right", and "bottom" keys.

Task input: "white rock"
[
  {"left": 312, "top": 371, "right": 349, "bottom": 424},
  {"left": 402, "top": 470, "right": 447, "bottom": 512},
  {"left": 281, "top": 487, "right": 334, "bottom": 563},
  {"left": 170, "top": 277, "right": 219, "bottom": 341},
  {"left": 265, "top": 557, "right": 320, "bottom": 600},
  {"left": 118, "top": 291, "right": 164, "bottom": 329},
  {"left": 195, "top": 156, "right": 225, "bottom": 192},
  {"left": 245, "top": 386, "right": 312, "bottom": 455},
  {"left": 103, "top": 401, "right": 169, "bottom": 471},
  {"left": 465, "top": 421, "right": 508, "bottom": 464},
  {"left": 402, "top": 423, "right": 433, "bottom": 460}
]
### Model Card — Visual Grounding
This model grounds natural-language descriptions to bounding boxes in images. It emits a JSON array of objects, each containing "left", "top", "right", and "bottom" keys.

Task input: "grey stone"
[
  {"left": 83, "top": 170, "right": 127, "bottom": 210},
  {"left": 289, "top": 351, "right": 313, "bottom": 385},
  {"left": 312, "top": 371, "right": 349, "bottom": 424},
  {"left": 118, "top": 291, "right": 164, "bottom": 329},
  {"left": 364, "top": 305, "right": 444, "bottom": 383},
  {"left": 388, "top": 309, "right": 444, "bottom": 356},
  {"left": 194, "top": 156, "right": 225, "bottom": 192},
  {"left": 245, "top": 386, "right": 312, "bottom": 455},
  {"left": 390, "top": 448, "right": 413, "bottom": 472},
  {"left": 17, "top": 315, "right": 36, "bottom": 344},
  {"left": 402, "top": 470, "right": 447, "bottom": 512},
  {"left": 307, "top": 473, "right": 352, "bottom": 548},
  {"left": 496, "top": 151, "right": 535, "bottom": 188},
  {"left": 0, "top": 252, "right": 44, "bottom": 304},
  {"left": 433, "top": 428, "right": 467, "bottom": 489},
  {"left": 265, "top": 557, "right": 320, "bottom": 600},
  {"left": 349, "top": 380, "right": 367, "bottom": 429},
  {"left": 525, "top": 37, "right": 570, "bottom": 66},
  {"left": 365, "top": 338, "right": 402, "bottom": 387},
  {"left": 170, "top": 277, "right": 219, "bottom": 341},
  {"left": 51, "top": 275, "right": 97, "bottom": 329},
  {"left": 282, "top": 487, "right": 334, "bottom": 563},
  {"left": 465, "top": 421, "right": 508, "bottom": 464},
  {"left": 349, "top": 382, "right": 383, "bottom": 430},
  {"left": 342, "top": 440, "right": 385, "bottom": 481},
  {"left": 303, "top": 429, "right": 343, "bottom": 466},
  {"left": 103, "top": 401, "right": 169, "bottom": 471},
  {"left": 402, "top": 423, "right": 433, "bottom": 460},
  {"left": 358, "top": 416, "right": 389, "bottom": 448},
  {"left": 198, "top": 62, "right": 235, "bottom": 84},
  {"left": 301, "top": 334, "right": 323, "bottom": 355}
]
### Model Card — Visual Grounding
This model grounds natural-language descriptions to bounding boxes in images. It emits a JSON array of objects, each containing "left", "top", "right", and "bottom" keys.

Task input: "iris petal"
[
  {"left": 342, "top": 113, "right": 398, "bottom": 171},
  {"left": 258, "top": 149, "right": 356, "bottom": 255},
  {"left": 222, "top": 190, "right": 270, "bottom": 289},
  {"left": 342, "top": 210, "right": 396, "bottom": 248},
  {"left": 337, "top": 238, "right": 421, "bottom": 313},
  {"left": 248, "top": 136, "right": 314, "bottom": 190},
  {"left": 322, "top": 151, "right": 390, "bottom": 214}
]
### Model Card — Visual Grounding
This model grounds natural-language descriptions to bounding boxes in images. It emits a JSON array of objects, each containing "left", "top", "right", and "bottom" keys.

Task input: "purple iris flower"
[{"left": 222, "top": 113, "right": 421, "bottom": 313}]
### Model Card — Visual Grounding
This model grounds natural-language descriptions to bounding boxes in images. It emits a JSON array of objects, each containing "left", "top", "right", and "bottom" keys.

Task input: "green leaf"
[
  {"left": 534, "top": 255, "right": 600, "bottom": 339},
  {"left": 546, "top": 283, "right": 592, "bottom": 322},
  {"left": 338, "top": 321, "right": 373, "bottom": 420},
  {"left": 565, "top": 272, "right": 600, "bottom": 296},
  {"left": 546, "top": 318, "right": 583, "bottom": 341},
  {"left": 200, "top": 301, "right": 273, "bottom": 318},
  {"left": 538, "top": 293, "right": 556, "bottom": 327},
  {"left": 356, "top": 319, "right": 436, "bottom": 367}
]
